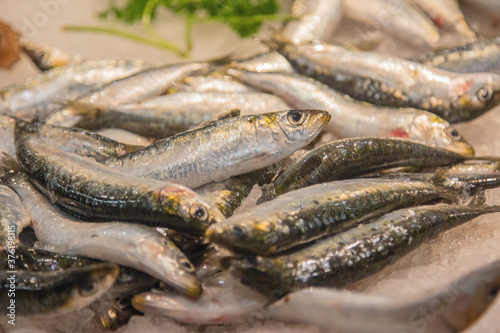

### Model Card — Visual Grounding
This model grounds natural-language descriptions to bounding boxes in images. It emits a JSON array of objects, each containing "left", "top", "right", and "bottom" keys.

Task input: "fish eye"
[
  {"left": 116, "top": 298, "right": 131, "bottom": 310},
  {"left": 287, "top": 110, "right": 306, "bottom": 126},
  {"left": 231, "top": 225, "right": 247, "bottom": 238},
  {"left": 446, "top": 127, "right": 461, "bottom": 140},
  {"left": 487, "top": 285, "right": 500, "bottom": 300},
  {"left": 189, "top": 204, "right": 208, "bottom": 222},
  {"left": 176, "top": 256, "right": 195, "bottom": 272},
  {"left": 79, "top": 279, "right": 98, "bottom": 297},
  {"left": 476, "top": 86, "right": 493, "bottom": 103}
]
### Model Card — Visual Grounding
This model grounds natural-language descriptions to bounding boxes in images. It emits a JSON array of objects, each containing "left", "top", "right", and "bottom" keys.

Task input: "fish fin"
[
  {"left": 430, "top": 170, "right": 470, "bottom": 204},
  {"left": 467, "top": 188, "right": 487, "bottom": 207},
  {"left": 194, "top": 109, "right": 241, "bottom": 129}
]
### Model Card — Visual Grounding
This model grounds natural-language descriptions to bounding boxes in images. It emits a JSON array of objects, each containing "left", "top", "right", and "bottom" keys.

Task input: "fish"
[
  {"left": 132, "top": 272, "right": 269, "bottom": 324},
  {"left": 280, "top": 0, "right": 343, "bottom": 45},
  {"left": 343, "top": 0, "right": 440, "bottom": 48},
  {"left": 413, "top": 37, "right": 500, "bottom": 75},
  {"left": 0, "top": 263, "right": 119, "bottom": 315},
  {"left": 269, "top": 259, "right": 500, "bottom": 332},
  {"left": 21, "top": 40, "right": 83, "bottom": 71},
  {"left": 228, "top": 69, "right": 473, "bottom": 155},
  {"left": 70, "top": 92, "right": 290, "bottom": 139},
  {"left": 273, "top": 137, "right": 468, "bottom": 195},
  {"left": 6, "top": 170, "right": 202, "bottom": 297},
  {"left": 279, "top": 41, "right": 500, "bottom": 123},
  {"left": 227, "top": 50, "right": 294, "bottom": 73},
  {"left": 207, "top": 179, "right": 459, "bottom": 256},
  {"left": 412, "top": 0, "right": 476, "bottom": 39},
  {"left": 0, "top": 59, "right": 149, "bottom": 113},
  {"left": 103, "top": 109, "right": 330, "bottom": 189},
  {"left": 0, "top": 185, "right": 31, "bottom": 251},
  {"left": 226, "top": 202, "right": 500, "bottom": 296},
  {"left": 95, "top": 128, "right": 154, "bottom": 147},
  {"left": 168, "top": 74, "right": 257, "bottom": 93},
  {"left": 14, "top": 125, "right": 225, "bottom": 234},
  {"left": 446, "top": 159, "right": 500, "bottom": 174}
]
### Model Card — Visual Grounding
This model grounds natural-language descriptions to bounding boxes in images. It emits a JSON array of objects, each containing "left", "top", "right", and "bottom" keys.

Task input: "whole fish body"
[
  {"left": 281, "top": 0, "right": 343, "bottom": 45},
  {"left": 343, "top": 0, "right": 440, "bottom": 48},
  {"left": 73, "top": 92, "right": 290, "bottom": 139},
  {"left": 207, "top": 179, "right": 455, "bottom": 255},
  {"left": 274, "top": 137, "right": 468, "bottom": 195},
  {"left": 413, "top": 37, "right": 500, "bottom": 75},
  {"left": 228, "top": 69, "right": 473, "bottom": 155},
  {"left": 0, "top": 59, "right": 149, "bottom": 113},
  {"left": 7, "top": 173, "right": 202, "bottom": 297},
  {"left": 0, "top": 263, "right": 119, "bottom": 315},
  {"left": 413, "top": 0, "right": 476, "bottom": 39},
  {"left": 226, "top": 203, "right": 500, "bottom": 295},
  {"left": 280, "top": 42, "right": 500, "bottom": 123},
  {"left": 103, "top": 109, "right": 330, "bottom": 188},
  {"left": 14, "top": 129, "right": 224, "bottom": 234},
  {"left": 269, "top": 259, "right": 500, "bottom": 332}
]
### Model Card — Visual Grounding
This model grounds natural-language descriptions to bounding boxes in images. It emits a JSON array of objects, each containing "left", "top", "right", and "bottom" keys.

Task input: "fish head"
[
  {"left": 410, "top": 112, "right": 474, "bottom": 157},
  {"left": 275, "top": 109, "right": 330, "bottom": 143},
  {"left": 61, "top": 263, "right": 120, "bottom": 313},
  {"left": 206, "top": 215, "right": 281, "bottom": 255},
  {"left": 450, "top": 74, "right": 500, "bottom": 121},
  {"left": 158, "top": 185, "right": 225, "bottom": 235},
  {"left": 441, "top": 260, "right": 500, "bottom": 331}
]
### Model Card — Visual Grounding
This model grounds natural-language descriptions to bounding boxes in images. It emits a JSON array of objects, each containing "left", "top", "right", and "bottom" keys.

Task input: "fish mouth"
[
  {"left": 167, "top": 273, "right": 203, "bottom": 298},
  {"left": 447, "top": 141, "right": 475, "bottom": 157}
]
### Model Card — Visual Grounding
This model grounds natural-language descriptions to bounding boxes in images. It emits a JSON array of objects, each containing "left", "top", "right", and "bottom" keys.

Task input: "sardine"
[
  {"left": 7, "top": 172, "right": 202, "bottom": 297},
  {"left": 0, "top": 59, "right": 149, "bottom": 113},
  {"left": 280, "top": 42, "right": 500, "bottom": 123},
  {"left": 343, "top": 0, "right": 440, "bottom": 48},
  {"left": 21, "top": 40, "right": 83, "bottom": 71},
  {"left": 274, "top": 137, "right": 468, "bottom": 194},
  {"left": 228, "top": 70, "right": 473, "bottom": 154},
  {"left": 226, "top": 203, "right": 500, "bottom": 295},
  {"left": 413, "top": 37, "right": 500, "bottom": 75},
  {"left": 0, "top": 263, "right": 119, "bottom": 315},
  {"left": 269, "top": 259, "right": 500, "bottom": 332},
  {"left": 103, "top": 109, "right": 330, "bottom": 188},
  {"left": 14, "top": 127, "right": 225, "bottom": 234},
  {"left": 72, "top": 92, "right": 290, "bottom": 139},
  {"left": 280, "top": 0, "right": 343, "bottom": 45},
  {"left": 132, "top": 272, "right": 269, "bottom": 324},
  {"left": 207, "top": 179, "right": 457, "bottom": 255}
]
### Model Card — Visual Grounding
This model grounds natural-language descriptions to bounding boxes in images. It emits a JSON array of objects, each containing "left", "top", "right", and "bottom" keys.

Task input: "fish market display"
[{"left": 2, "top": 1, "right": 500, "bottom": 331}]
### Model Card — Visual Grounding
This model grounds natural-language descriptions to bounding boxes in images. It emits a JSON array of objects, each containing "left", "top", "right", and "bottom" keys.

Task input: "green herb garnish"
[{"left": 64, "top": 0, "right": 295, "bottom": 57}]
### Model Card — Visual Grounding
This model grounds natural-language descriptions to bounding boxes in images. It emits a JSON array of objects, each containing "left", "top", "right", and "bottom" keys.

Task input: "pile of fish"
[{"left": 2, "top": 0, "right": 500, "bottom": 332}]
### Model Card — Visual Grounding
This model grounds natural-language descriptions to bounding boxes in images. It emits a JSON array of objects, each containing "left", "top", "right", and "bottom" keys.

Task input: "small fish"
[
  {"left": 279, "top": 42, "right": 500, "bottom": 123},
  {"left": 228, "top": 69, "right": 473, "bottom": 155},
  {"left": 0, "top": 59, "right": 149, "bottom": 113},
  {"left": 412, "top": 0, "right": 476, "bottom": 39},
  {"left": 273, "top": 137, "right": 468, "bottom": 195},
  {"left": 21, "top": 40, "right": 83, "bottom": 71},
  {"left": 226, "top": 202, "right": 500, "bottom": 295},
  {"left": 14, "top": 125, "right": 225, "bottom": 234},
  {"left": 343, "top": 0, "right": 440, "bottom": 48},
  {"left": 280, "top": 0, "right": 343, "bottom": 45},
  {"left": 269, "top": 259, "right": 500, "bottom": 332},
  {"left": 0, "top": 263, "right": 119, "bottom": 315},
  {"left": 207, "top": 179, "right": 457, "bottom": 255},
  {"left": 104, "top": 109, "right": 330, "bottom": 189},
  {"left": 7, "top": 171, "right": 202, "bottom": 297},
  {"left": 0, "top": 185, "right": 31, "bottom": 251},
  {"left": 70, "top": 92, "right": 290, "bottom": 139},
  {"left": 413, "top": 37, "right": 500, "bottom": 75},
  {"left": 446, "top": 159, "right": 500, "bottom": 174},
  {"left": 132, "top": 272, "right": 269, "bottom": 324},
  {"left": 228, "top": 51, "right": 294, "bottom": 73}
]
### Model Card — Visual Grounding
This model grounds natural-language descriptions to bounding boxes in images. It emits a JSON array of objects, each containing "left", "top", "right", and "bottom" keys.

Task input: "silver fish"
[{"left": 270, "top": 259, "right": 500, "bottom": 332}]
